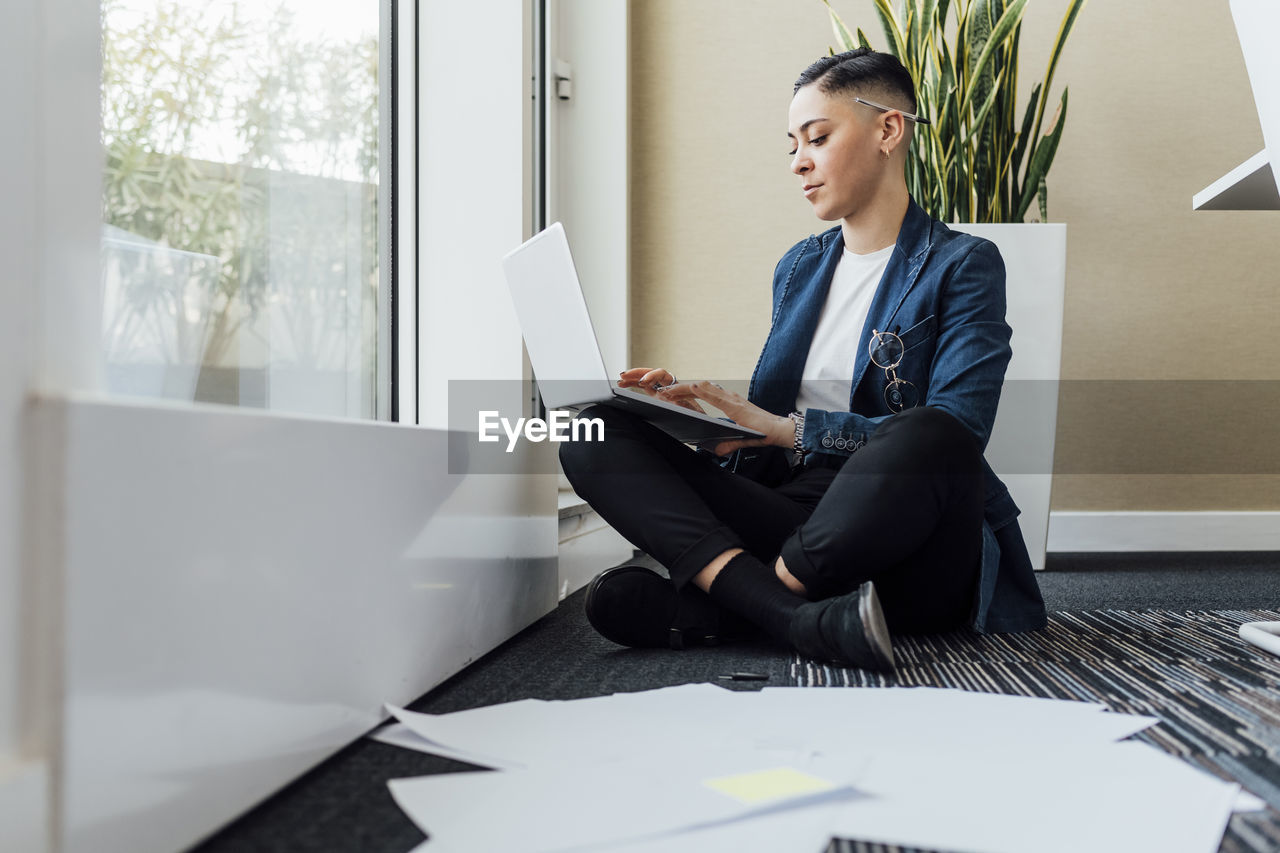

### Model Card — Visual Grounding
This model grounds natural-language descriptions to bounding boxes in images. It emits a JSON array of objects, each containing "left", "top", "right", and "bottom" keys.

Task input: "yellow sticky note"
[{"left": 702, "top": 767, "right": 838, "bottom": 804}]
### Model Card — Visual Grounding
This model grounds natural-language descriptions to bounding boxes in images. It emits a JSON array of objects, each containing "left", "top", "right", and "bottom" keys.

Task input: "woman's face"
[{"left": 787, "top": 84, "right": 885, "bottom": 222}]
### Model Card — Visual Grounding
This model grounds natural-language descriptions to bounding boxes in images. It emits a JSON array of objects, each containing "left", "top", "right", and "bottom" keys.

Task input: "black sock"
[{"left": 706, "top": 551, "right": 805, "bottom": 644}]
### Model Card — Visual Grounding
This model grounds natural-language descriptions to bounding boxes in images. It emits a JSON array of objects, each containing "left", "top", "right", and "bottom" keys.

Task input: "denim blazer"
[{"left": 729, "top": 199, "right": 1047, "bottom": 635}]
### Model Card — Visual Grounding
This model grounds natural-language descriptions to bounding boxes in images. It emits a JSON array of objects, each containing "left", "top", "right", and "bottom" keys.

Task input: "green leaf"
[
  {"left": 919, "top": 4, "right": 933, "bottom": 70},
  {"left": 919, "top": 0, "right": 939, "bottom": 54},
  {"left": 907, "top": 0, "right": 921, "bottom": 66},
  {"left": 943, "top": 91, "right": 962, "bottom": 160},
  {"left": 1016, "top": 87, "right": 1067, "bottom": 221},
  {"left": 968, "top": 0, "right": 995, "bottom": 65},
  {"left": 870, "top": 0, "right": 907, "bottom": 59},
  {"left": 1011, "top": 82, "right": 1040, "bottom": 195},
  {"left": 856, "top": 27, "right": 873, "bottom": 50},
  {"left": 966, "top": 0, "right": 994, "bottom": 122},
  {"left": 823, "top": 0, "right": 859, "bottom": 52},
  {"left": 958, "top": 0, "right": 1029, "bottom": 121},
  {"left": 938, "top": 36, "right": 955, "bottom": 99},
  {"left": 1032, "top": 0, "right": 1087, "bottom": 146},
  {"left": 964, "top": 67, "right": 1004, "bottom": 144}
]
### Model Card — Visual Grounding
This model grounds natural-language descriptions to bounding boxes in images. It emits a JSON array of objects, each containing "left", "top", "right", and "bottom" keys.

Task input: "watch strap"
[{"left": 788, "top": 411, "right": 805, "bottom": 462}]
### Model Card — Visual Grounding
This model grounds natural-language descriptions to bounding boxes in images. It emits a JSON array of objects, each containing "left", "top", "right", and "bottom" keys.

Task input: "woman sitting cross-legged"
[{"left": 559, "top": 48, "right": 1047, "bottom": 672}]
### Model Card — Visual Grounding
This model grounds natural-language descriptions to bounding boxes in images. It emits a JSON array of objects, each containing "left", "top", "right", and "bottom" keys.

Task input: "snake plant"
[{"left": 822, "top": 0, "right": 1087, "bottom": 223}]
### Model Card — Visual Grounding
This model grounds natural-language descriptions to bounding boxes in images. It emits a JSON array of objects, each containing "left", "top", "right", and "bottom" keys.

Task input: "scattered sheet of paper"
[
  {"left": 384, "top": 683, "right": 750, "bottom": 770},
  {"left": 388, "top": 750, "right": 862, "bottom": 853},
  {"left": 405, "top": 802, "right": 847, "bottom": 853},
  {"left": 384, "top": 685, "right": 1155, "bottom": 771},
  {"left": 826, "top": 740, "right": 1240, "bottom": 853},
  {"left": 369, "top": 721, "right": 518, "bottom": 769},
  {"left": 378, "top": 684, "right": 1239, "bottom": 853},
  {"left": 1234, "top": 790, "right": 1267, "bottom": 812},
  {"left": 595, "top": 801, "right": 848, "bottom": 853}
]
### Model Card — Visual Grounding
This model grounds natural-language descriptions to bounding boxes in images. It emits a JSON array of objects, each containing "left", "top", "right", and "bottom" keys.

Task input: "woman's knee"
[
  {"left": 890, "top": 404, "right": 961, "bottom": 434},
  {"left": 557, "top": 404, "right": 639, "bottom": 474},
  {"left": 886, "top": 406, "right": 981, "bottom": 464},
  {"left": 558, "top": 406, "right": 607, "bottom": 472}
]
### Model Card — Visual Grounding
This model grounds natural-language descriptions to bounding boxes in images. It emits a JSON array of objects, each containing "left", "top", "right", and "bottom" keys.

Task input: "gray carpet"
[
  {"left": 1036, "top": 551, "right": 1280, "bottom": 611},
  {"left": 192, "top": 552, "right": 1280, "bottom": 853}
]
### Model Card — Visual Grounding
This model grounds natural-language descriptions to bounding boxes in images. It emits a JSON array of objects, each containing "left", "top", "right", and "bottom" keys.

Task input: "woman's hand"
[
  {"left": 656, "top": 381, "right": 794, "bottom": 457},
  {"left": 617, "top": 368, "right": 706, "bottom": 413}
]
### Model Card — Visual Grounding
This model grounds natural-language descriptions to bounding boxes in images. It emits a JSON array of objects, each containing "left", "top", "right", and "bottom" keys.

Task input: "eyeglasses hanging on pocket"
[{"left": 868, "top": 329, "right": 920, "bottom": 413}]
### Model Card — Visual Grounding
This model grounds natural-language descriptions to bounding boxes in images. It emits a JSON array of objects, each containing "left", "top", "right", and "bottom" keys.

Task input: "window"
[{"left": 100, "top": 0, "right": 388, "bottom": 419}]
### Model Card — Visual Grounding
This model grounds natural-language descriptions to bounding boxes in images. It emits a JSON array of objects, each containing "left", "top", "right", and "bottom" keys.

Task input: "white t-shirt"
[{"left": 793, "top": 243, "right": 893, "bottom": 416}]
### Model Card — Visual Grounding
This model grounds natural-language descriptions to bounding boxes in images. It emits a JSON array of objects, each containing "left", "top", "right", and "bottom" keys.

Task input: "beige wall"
[{"left": 630, "top": 0, "right": 1280, "bottom": 511}]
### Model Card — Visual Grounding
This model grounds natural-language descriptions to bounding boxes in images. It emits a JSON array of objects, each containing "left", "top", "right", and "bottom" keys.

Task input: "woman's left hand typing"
[{"left": 657, "top": 381, "right": 793, "bottom": 457}]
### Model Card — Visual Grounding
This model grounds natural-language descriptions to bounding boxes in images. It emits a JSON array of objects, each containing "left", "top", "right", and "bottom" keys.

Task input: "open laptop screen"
[{"left": 502, "top": 223, "right": 615, "bottom": 409}]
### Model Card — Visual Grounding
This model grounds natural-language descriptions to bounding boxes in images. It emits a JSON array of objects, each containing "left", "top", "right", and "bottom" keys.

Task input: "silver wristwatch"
[{"left": 788, "top": 411, "right": 805, "bottom": 463}]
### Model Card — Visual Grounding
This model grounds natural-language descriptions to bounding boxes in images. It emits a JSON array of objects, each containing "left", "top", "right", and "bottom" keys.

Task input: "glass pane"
[{"left": 101, "top": 0, "right": 383, "bottom": 418}]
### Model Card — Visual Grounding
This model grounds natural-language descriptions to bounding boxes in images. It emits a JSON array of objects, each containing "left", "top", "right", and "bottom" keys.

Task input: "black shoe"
[
  {"left": 787, "top": 581, "right": 895, "bottom": 672},
  {"left": 584, "top": 564, "right": 749, "bottom": 649}
]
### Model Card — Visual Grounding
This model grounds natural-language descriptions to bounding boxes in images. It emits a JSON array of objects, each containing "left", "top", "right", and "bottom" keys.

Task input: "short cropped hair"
[{"left": 794, "top": 48, "right": 919, "bottom": 115}]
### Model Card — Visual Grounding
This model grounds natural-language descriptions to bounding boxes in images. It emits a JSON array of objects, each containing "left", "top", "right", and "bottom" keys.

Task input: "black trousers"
[{"left": 558, "top": 405, "right": 985, "bottom": 634}]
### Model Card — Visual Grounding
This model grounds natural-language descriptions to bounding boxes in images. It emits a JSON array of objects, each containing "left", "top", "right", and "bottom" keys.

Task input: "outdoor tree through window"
[{"left": 101, "top": 0, "right": 384, "bottom": 418}]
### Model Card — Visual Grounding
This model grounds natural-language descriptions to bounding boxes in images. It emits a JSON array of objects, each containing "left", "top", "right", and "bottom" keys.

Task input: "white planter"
[{"left": 950, "top": 223, "right": 1067, "bottom": 571}]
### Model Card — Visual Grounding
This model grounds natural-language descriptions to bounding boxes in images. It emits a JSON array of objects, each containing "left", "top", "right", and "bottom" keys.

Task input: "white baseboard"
[
  {"left": 0, "top": 759, "right": 50, "bottom": 853},
  {"left": 1048, "top": 511, "right": 1280, "bottom": 552}
]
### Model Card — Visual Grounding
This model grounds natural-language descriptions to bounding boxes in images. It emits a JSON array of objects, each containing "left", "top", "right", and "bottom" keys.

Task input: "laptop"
[{"left": 501, "top": 222, "right": 764, "bottom": 445}]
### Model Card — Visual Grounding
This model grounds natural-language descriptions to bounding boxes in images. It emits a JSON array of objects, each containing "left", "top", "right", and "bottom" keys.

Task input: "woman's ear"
[{"left": 881, "top": 112, "right": 908, "bottom": 152}]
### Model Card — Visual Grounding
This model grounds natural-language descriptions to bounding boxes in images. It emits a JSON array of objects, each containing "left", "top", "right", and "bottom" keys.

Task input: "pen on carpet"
[{"left": 718, "top": 672, "right": 770, "bottom": 682}]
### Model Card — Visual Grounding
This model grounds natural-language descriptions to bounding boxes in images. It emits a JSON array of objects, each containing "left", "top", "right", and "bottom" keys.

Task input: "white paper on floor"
[
  {"left": 376, "top": 685, "right": 1244, "bottom": 853},
  {"left": 387, "top": 749, "right": 865, "bottom": 853},
  {"left": 826, "top": 740, "right": 1240, "bottom": 853},
  {"left": 370, "top": 720, "right": 520, "bottom": 770},
  {"left": 593, "top": 800, "right": 850, "bottom": 853},
  {"left": 382, "top": 684, "right": 1153, "bottom": 770}
]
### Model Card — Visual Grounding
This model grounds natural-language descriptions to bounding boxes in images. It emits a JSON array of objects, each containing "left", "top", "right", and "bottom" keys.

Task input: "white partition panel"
[{"left": 46, "top": 396, "right": 556, "bottom": 853}]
